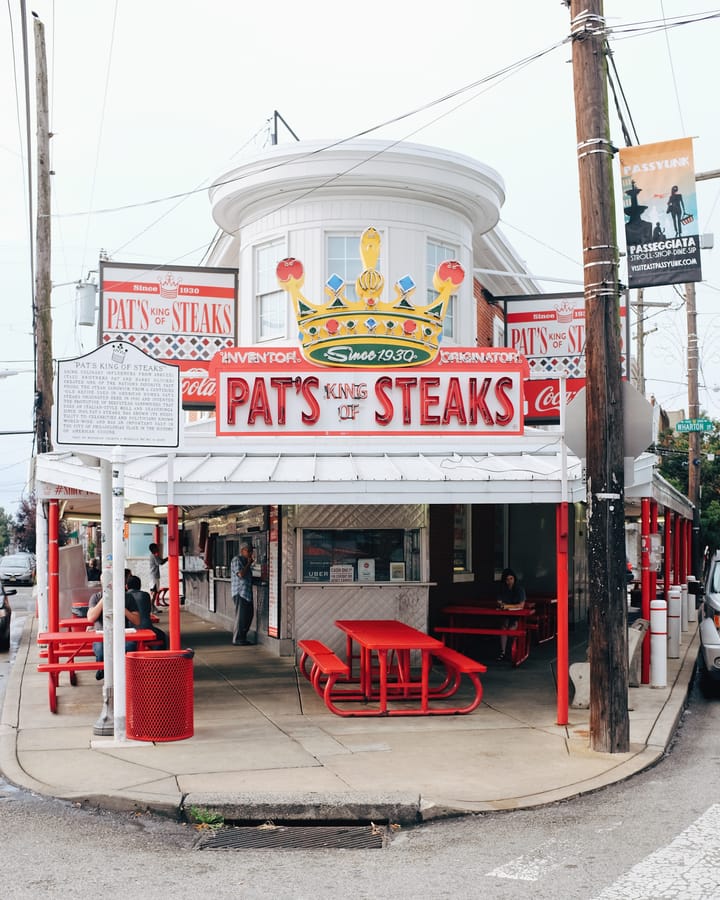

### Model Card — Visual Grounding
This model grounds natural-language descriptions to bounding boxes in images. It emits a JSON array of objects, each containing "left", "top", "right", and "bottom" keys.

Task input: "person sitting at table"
[
  {"left": 125, "top": 575, "right": 167, "bottom": 650},
  {"left": 87, "top": 569, "right": 140, "bottom": 680},
  {"left": 496, "top": 567, "right": 526, "bottom": 662}
]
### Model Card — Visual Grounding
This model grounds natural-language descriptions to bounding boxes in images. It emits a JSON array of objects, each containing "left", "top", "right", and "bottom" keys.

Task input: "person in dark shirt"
[{"left": 496, "top": 567, "right": 526, "bottom": 662}]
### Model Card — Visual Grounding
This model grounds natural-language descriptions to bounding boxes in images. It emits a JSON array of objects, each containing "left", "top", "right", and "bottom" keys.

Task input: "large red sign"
[{"left": 211, "top": 347, "right": 528, "bottom": 438}]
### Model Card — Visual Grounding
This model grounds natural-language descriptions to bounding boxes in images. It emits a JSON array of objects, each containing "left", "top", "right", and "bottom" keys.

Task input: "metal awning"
[{"left": 34, "top": 434, "right": 693, "bottom": 515}]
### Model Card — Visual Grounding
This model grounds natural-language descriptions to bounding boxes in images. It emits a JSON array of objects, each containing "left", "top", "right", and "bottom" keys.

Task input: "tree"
[
  {"left": 657, "top": 418, "right": 720, "bottom": 557},
  {"left": 12, "top": 494, "right": 68, "bottom": 554},
  {"left": 0, "top": 508, "right": 14, "bottom": 555},
  {"left": 13, "top": 496, "right": 37, "bottom": 553}
]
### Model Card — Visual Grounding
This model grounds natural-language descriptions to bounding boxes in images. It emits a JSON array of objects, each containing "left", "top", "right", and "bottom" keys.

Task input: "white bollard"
[
  {"left": 680, "top": 585, "right": 689, "bottom": 632},
  {"left": 687, "top": 576, "right": 698, "bottom": 623},
  {"left": 667, "top": 587, "right": 681, "bottom": 658},
  {"left": 650, "top": 598, "right": 667, "bottom": 688}
]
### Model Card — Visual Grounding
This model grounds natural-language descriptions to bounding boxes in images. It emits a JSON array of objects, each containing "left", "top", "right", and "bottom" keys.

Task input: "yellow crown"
[{"left": 276, "top": 227, "right": 464, "bottom": 368}]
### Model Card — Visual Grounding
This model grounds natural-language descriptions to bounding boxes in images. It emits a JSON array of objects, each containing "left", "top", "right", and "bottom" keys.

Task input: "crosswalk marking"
[
  {"left": 594, "top": 804, "right": 720, "bottom": 899},
  {"left": 486, "top": 837, "right": 564, "bottom": 882}
]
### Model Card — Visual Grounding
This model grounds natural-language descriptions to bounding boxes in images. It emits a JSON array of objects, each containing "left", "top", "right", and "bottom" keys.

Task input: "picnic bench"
[
  {"left": 298, "top": 623, "right": 487, "bottom": 716},
  {"left": 436, "top": 604, "right": 537, "bottom": 666},
  {"left": 37, "top": 628, "right": 157, "bottom": 713}
]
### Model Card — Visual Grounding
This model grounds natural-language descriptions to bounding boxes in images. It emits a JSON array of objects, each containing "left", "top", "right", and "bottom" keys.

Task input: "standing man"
[
  {"left": 148, "top": 542, "right": 167, "bottom": 608},
  {"left": 230, "top": 542, "right": 255, "bottom": 646}
]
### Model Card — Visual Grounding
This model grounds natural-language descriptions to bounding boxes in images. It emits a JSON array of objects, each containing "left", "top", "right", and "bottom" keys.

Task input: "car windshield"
[{"left": 711, "top": 561, "right": 720, "bottom": 594}]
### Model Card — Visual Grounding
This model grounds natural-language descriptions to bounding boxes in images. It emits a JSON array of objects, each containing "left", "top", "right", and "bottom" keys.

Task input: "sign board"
[
  {"left": 564, "top": 381, "right": 654, "bottom": 460},
  {"left": 676, "top": 418, "right": 713, "bottom": 433},
  {"left": 329, "top": 565, "right": 354, "bottom": 584},
  {"left": 357, "top": 559, "right": 375, "bottom": 582},
  {"left": 212, "top": 346, "right": 529, "bottom": 438},
  {"left": 618, "top": 137, "right": 702, "bottom": 288},
  {"left": 503, "top": 292, "right": 628, "bottom": 423},
  {"left": 99, "top": 261, "right": 238, "bottom": 409},
  {"left": 55, "top": 341, "right": 181, "bottom": 448}
]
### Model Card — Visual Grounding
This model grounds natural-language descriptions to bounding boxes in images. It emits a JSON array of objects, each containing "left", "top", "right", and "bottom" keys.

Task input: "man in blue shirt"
[{"left": 230, "top": 542, "right": 254, "bottom": 645}]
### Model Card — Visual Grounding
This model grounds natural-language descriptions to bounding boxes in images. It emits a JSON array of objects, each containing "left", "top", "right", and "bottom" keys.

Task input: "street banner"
[{"left": 619, "top": 138, "right": 701, "bottom": 288}]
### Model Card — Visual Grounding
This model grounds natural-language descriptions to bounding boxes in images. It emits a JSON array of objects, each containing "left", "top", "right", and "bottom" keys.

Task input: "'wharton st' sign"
[{"left": 211, "top": 347, "right": 529, "bottom": 438}]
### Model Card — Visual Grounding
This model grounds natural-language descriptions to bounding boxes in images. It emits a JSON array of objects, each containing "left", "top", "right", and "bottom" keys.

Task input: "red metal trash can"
[{"left": 125, "top": 649, "right": 194, "bottom": 742}]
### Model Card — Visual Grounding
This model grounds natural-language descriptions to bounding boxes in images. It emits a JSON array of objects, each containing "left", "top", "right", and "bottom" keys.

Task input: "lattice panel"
[
  {"left": 288, "top": 504, "right": 427, "bottom": 530},
  {"left": 292, "top": 584, "right": 428, "bottom": 658}
]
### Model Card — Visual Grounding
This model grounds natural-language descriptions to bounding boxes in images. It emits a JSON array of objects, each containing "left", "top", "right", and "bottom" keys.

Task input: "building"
[{"left": 37, "top": 139, "right": 693, "bottom": 685}]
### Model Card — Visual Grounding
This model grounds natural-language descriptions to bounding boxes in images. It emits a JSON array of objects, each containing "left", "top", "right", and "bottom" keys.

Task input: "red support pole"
[
  {"left": 641, "top": 497, "right": 651, "bottom": 684},
  {"left": 48, "top": 499, "right": 59, "bottom": 634},
  {"left": 167, "top": 504, "right": 181, "bottom": 650},
  {"left": 684, "top": 519, "right": 692, "bottom": 581},
  {"left": 650, "top": 500, "right": 658, "bottom": 605},
  {"left": 679, "top": 519, "right": 688, "bottom": 583},
  {"left": 556, "top": 502, "right": 569, "bottom": 725},
  {"left": 663, "top": 507, "right": 672, "bottom": 602},
  {"left": 673, "top": 512, "right": 680, "bottom": 586}
]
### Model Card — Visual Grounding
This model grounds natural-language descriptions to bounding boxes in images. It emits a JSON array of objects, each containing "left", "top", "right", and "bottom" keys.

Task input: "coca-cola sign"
[
  {"left": 524, "top": 377, "right": 585, "bottom": 423},
  {"left": 179, "top": 363, "right": 217, "bottom": 408}
]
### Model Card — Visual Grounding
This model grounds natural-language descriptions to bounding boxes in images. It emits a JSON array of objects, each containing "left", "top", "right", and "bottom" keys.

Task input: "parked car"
[
  {"left": 0, "top": 582, "right": 14, "bottom": 652},
  {"left": 699, "top": 550, "right": 720, "bottom": 695},
  {"left": 0, "top": 552, "right": 35, "bottom": 586}
]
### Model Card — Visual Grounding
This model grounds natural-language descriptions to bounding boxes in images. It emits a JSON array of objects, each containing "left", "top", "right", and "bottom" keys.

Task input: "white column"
[
  {"left": 650, "top": 598, "right": 667, "bottom": 688},
  {"left": 35, "top": 501, "right": 49, "bottom": 633},
  {"left": 111, "top": 449, "right": 127, "bottom": 740}
]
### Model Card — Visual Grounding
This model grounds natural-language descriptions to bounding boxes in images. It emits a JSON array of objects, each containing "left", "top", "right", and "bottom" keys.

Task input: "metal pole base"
[{"left": 93, "top": 685, "right": 115, "bottom": 736}]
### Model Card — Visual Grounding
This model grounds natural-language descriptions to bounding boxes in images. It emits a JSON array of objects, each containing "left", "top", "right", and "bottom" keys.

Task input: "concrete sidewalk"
[{"left": 0, "top": 610, "right": 698, "bottom": 825}]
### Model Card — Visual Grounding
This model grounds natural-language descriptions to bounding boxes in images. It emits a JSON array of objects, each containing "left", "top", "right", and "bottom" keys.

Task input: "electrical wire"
[
  {"left": 79, "top": 0, "right": 119, "bottom": 275},
  {"left": 659, "top": 0, "right": 687, "bottom": 135},
  {"left": 51, "top": 38, "right": 567, "bottom": 221}
]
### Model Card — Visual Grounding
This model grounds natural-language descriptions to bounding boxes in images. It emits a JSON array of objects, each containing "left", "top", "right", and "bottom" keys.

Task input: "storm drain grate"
[{"left": 195, "top": 823, "right": 389, "bottom": 850}]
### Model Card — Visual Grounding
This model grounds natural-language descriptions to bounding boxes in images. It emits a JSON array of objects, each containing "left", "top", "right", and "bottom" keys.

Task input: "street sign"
[{"left": 675, "top": 418, "right": 714, "bottom": 433}]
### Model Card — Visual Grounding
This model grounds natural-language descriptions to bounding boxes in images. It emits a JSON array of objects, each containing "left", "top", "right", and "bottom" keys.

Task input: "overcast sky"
[{"left": 1, "top": 1, "right": 719, "bottom": 517}]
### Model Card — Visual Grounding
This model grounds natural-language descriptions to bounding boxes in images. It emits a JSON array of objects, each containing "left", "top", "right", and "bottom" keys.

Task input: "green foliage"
[
  {"left": 187, "top": 806, "right": 224, "bottom": 829},
  {"left": 657, "top": 419, "right": 720, "bottom": 554},
  {"left": 0, "top": 508, "right": 14, "bottom": 555},
  {"left": 12, "top": 494, "right": 69, "bottom": 553}
]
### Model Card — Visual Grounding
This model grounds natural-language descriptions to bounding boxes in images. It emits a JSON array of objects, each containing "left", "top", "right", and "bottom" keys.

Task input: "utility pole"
[
  {"left": 686, "top": 281, "right": 701, "bottom": 576},
  {"left": 34, "top": 14, "right": 53, "bottom": 454},
  {"left": 635, "top": 288, "right": 645, "bottom": 394},
  {"left": 568, "top": 1, "right": 629, "bottom": 752}
]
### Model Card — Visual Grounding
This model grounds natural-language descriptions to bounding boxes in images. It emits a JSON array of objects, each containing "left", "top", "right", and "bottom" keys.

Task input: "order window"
[{"left": 301, "top": 528, "right": 420, "bottom": 582}]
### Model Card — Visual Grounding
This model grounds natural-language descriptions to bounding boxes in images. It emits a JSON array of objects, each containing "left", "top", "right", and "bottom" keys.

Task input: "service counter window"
[{"left": 302, "top": 528, "right": 420, "bottom": 583}]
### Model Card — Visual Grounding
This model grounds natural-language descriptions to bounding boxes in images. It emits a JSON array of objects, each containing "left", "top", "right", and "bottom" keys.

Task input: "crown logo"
[
  {"left": 554, "top": 300, "right": 575, "bottom": 324},
  {"left": 159, "top": 273, "right": 180, "bottom": 299},
  {"left": 276, "top": 227, "right": 464, "bottom": 367},
  {"left": 110, "top": 342, "right": 128, "bottom": 364}
]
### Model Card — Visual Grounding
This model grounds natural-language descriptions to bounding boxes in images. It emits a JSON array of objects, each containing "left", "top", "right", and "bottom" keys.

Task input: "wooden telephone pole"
[
  {"left": 34, "top": 14, "right": 53, "bottom": 454},
  {"left": 568, "top": 0, "right": 629, "bottom": 752}
]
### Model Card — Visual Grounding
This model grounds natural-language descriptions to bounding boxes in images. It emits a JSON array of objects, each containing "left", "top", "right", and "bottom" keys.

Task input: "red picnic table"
[
  {"left": 37, "top": 627, "right": 158, "bottom": 713},
  {"left": 436, "top": 604, "right": 538, "bottom": 666},
  {"left": 298, "top": 619, "right": 486, "bottom": 717}
]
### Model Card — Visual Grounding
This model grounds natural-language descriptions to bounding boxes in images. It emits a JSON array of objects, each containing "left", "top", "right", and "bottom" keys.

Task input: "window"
[
  {"left": 427, "top": 239, "right": 459, "bottom": 341},
  {"left": 256, "top": 239, "right": 286, "bottom": 341},
  {"left": 301, "top": 528, "right": 420, "bottom": 582},
  {"left": 493, "top": 316, "right": 505, "bottom": 347},
  {"left": 327, "top": 234, "right": 365, "bottom": 304}
]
